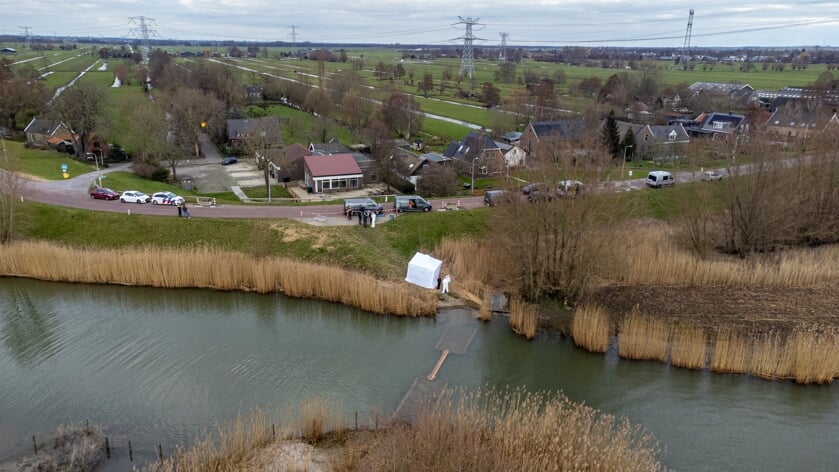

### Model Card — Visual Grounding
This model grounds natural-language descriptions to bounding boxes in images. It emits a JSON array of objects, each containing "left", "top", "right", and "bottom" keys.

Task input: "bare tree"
[
  {"left": 382, "top": 92, "right": 423, "bottom": 140},
  {"left": 0, "top": 137, "right": 25, "bottom": 243},
  {"left": 242, "top": 119, "right": 283, "bottom": 202},
  {"left": 165, "top": 87, "right": 225, "bottom": 180},
  {"left": 488, "top": 158, "right": 618, "bottom": 303},
  {"left": 56, "top": 82, "right": 108, "bottom": 159},
  {"left": 123, "top": 94, "right": 168, "bottom": 164}
]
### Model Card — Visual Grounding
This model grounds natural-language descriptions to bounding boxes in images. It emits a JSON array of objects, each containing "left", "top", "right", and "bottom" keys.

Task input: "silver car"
[{"left": 120, "top": 190, "right": 150, "bottom": 204}]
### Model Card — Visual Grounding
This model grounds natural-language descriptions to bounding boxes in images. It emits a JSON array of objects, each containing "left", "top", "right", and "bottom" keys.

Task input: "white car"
[
  {"left": 701, "top": 170, "right": 724, "bottom": 182},
  {"left": 151, "top": 191, "right": 184, "bottom": 205},
  {"left": 120, "top": 190, "right": 150, "bottom": 204}
]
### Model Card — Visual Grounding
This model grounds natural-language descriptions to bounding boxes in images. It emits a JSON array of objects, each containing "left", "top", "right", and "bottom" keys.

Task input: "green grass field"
[{"left": 2, "top": 141, "right": 95, "bottom": 180}]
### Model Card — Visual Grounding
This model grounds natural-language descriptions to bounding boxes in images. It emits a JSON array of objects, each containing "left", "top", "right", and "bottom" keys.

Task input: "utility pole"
[
  {"left": 128, "top": 16, "right": 159, "bottom": 63},
  {"left": 680, "top": 9, "right": 694, "bottom": 69},
  {"left": 288, "top": 25, "right": 299, "bottom": 44},
  {"left": 19, "top": 26, "right": 32, "bottom": 49},
  {"left": 499, "top": 32, "right": 508, "bottom": 63},
  {"left": 454, "top": 16, "right": 484, "bottom": 80}
]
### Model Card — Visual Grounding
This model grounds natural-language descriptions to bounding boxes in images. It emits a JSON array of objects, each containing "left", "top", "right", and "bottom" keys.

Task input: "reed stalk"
[
  {"left": 618, "top": 311, "right": 670, "bottom": 362},
  {"left": 571, "top": 305, "right": 611, "bottom": 353},
  {"left": 669, "top": 325, "right": 707, "bottom": 370},
  {"left": 509, "top": 297, "right": 538, "bottom": 339}
]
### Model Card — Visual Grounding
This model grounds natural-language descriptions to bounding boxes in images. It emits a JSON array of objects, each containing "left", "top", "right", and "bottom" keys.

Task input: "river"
[{"left": 1, "top": 278, "right": 837, "bottom": 470}]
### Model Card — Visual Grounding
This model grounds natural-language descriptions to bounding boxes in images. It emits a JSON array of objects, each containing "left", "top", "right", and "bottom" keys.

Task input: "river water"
[{"left": 1, "top": 278, "right": 838, "bottom": 470}]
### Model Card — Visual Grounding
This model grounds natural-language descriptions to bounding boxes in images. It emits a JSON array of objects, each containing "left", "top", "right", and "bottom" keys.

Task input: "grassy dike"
[{"left": 3, "top": 201, "right": 489, "bottom": 315}]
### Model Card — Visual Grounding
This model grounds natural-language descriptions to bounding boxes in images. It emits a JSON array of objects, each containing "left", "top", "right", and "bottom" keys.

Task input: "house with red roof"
[{"left": 303, "top": 154, "right": 363, "bottom": 193}]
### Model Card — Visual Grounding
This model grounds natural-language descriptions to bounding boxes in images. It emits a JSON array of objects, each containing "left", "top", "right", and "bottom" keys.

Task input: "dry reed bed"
[
  {"left": 436, "top": 237, "right": 496, "bottom": 321},
  {"left": 0, "top": 241, "right": 437, "bottom": 317},
  {"left": 338, "top": 387, "right": 665, "bottom": 472},
  {"left": 607, "top": 228, "right": 839, "bottom": 288},
  {"left": 571, "top": 305, "right": 611, "bottom": 352},
  {"left": 571, "top": 306, "right": 839, "bottom": 384},
  {"left": 142, "top": 410, "right": 279, "bottom": 472},
  {"left": 508, "top": 297, "right": 538, "bottom": 339}
]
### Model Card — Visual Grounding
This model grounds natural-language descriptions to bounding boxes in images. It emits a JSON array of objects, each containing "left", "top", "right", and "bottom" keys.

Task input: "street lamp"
[
  {"left": 622, "top": 145, "right": 633, "bottom": 179},
  {"left": 470, "top": 157, "right": 478, "bottom": 195}
]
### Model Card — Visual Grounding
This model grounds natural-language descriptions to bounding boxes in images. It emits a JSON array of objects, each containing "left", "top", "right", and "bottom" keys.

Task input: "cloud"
[{"left": 1, "top": 0, "right": 838, "bottom": 46}]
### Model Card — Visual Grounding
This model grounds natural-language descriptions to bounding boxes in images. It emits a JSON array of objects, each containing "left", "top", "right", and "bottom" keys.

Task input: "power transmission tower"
[
  {"left": 19, "top": 26, "right": 32, "bottom": 49},
  {"left": 128, "top": 16, "right": 159, "bottom": 63},
  {"left": 288, "top": 25, "right": 300, "bottom": 44},
  {"left": 454, "top": 16, "right": 485, "bottom": 79},
  {"left": 680, "top": 9, "right": 694, "bottom": 69},
  {"left": 499, "top": 32, "right": 509, "bottom": 63}
]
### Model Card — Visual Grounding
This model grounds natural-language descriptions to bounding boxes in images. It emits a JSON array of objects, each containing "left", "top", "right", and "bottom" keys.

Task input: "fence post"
[
  {"left": 158, "top": 444, "right": 164, "bottom": 464},
  {"left": 128, "top": 440, "right": 133, "bottom": 462},
  {"left": 355, "top": 411, "right": 358, "bottom": 431},
  {"left": 105, "top": 437, "right": 110, "bottom": 459},
  {"left": 32, "top": 435, "right": 37, "bottom": 454}
]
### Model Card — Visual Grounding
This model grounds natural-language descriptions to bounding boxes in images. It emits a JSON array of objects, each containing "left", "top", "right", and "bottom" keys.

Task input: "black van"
[
  {"left": 483, "top": 189, "right": 508, "bottom": 206},
  {"left": 344, "top": 198, "right": 383, "bottom": 215}
]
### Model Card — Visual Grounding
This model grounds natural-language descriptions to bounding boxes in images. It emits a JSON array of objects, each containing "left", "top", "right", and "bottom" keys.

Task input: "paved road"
[{"left": 15, "top": 163, "right": 487, "bottom": 224}]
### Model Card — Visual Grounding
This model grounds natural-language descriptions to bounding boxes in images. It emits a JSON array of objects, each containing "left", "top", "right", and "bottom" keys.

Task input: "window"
[
  {"left": 668, "top": 130, "right": 677, "bottom": 141},
  {"left": 480, "top": 166, "right": 488, "bottom": 175},
  {"left": 713, "top": 121, "right": 724, "bottom": 129}
]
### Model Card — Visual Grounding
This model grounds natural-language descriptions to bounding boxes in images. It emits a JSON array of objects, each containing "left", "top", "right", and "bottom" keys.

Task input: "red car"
[{"left": 89, "top": 187, "right": 120, "bottom": 200}]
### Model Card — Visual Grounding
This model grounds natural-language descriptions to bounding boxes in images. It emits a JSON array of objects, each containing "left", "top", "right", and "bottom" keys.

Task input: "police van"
[{"left": 393, "top": 195, "right": 433, "bottom": 212}]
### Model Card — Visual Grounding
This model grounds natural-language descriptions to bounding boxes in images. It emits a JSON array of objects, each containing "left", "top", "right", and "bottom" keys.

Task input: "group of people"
[
  {"left": 176, "top": 200, "right": 190, "bottom": 219},
  {"left": 348, "top": 207, "right": 377, "bottom": 228}
]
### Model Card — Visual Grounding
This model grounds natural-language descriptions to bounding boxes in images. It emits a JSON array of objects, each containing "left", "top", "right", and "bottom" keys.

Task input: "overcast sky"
[{"left": 2, "top": 1, "right": 838, "bottom": 48}]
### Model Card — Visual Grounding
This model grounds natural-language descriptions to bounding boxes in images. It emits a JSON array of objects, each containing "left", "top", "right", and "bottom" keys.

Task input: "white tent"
[{"left": 405, "top": 252, "right": 442, "bottom": 289}]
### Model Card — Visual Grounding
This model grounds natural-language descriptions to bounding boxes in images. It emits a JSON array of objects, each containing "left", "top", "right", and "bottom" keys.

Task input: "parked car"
[
  {"left": 151, "top": 191, "right": 184, "bottom": 205},
  {"left": 344, "top": 197, "right": 383, "bottom": 215},
  {"left": 646, "top": 171, "right": 675, "bottom": 188},
  {"left": 483, "top": 189, "right": 509, "bottom": 207},
  {"left": 701, "top": 170, "right": 724, "bottom": 182},
  {"left": 89, "top": 187, "right": 120, "bottom": 200},
  {"left": 556, "top": 180, "right": 586, "bottom": 198},
  {"left": 521, "top": 182, "right": 543, "bottom": 195},
  {"left": 394, "top": 195, "right": 433, "bottom": 212},
  {"left": 221, "top": 156, "right": 238, "bottom": 165},
  {"left": 120, "top": 190, "right": 150, "bottom": 204}
]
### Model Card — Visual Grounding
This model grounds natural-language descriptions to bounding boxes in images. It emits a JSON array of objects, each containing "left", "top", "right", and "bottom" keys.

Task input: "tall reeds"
[
  {"left": 605, "top": 226, "right": 839, "bottom": 288},
  {"left": 618, "top": 310, "right": 670, "bottom": 362},
  {"left": 669, "top": 325, "right": 707, "bottom": 370},
  {"left": 592, "top": 314, "right": 839, "bottom": 384},
  {"left": 0, "top": 241, "right": 437, "bottom": 317},
  {"left": 337, "top": 387, "right": 665, "bottom": 471},
  {"left": 437, "top": 237, "right": 497, "bottom": 322},
  {"left": 141, "top": 410, "right": 281, "bottom": 472},
  {"left": 509, "top": 297, "right": 538, "bottom": 339},
  {"left": 571, "top": 305, "right": 611, "bottom": 353}
]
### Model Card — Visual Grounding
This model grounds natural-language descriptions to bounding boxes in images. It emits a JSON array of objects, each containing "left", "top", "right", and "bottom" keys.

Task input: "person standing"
[
  {"left": 441, "top": 274, "right": 451, "bottom": 294},
  {"left": 176, "top": 201, "right": 183, "bottom": 217}
]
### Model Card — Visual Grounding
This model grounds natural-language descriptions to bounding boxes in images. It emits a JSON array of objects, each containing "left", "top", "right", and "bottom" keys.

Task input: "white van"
[{"left": 646, "top": 171, "right": 675, "bottom": 188}]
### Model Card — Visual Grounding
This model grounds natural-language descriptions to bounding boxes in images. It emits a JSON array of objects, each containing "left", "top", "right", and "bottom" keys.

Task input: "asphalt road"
[{"left": 16, "top": 162, "right": 487, "bottom": 223}]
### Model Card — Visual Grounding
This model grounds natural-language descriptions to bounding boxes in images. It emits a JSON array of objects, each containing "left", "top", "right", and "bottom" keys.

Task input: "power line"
[
  {"left": 499, "top": 32, "right": 509, "bottom": 63},
  {"left": 680, "top": 9, "right": 694, "bottom": 69},
  {"left": 454, "top": 16, "right": 485, "bottom": 79},
  {"left": 19, "top": 26, "right": 32, "bottom": 49},
  {"left": 129, "top": 16, "right": 160, "bottom": 62}
]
